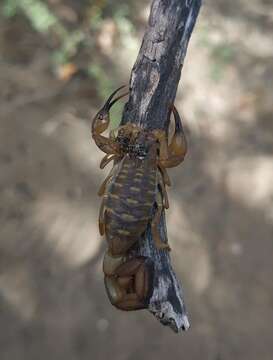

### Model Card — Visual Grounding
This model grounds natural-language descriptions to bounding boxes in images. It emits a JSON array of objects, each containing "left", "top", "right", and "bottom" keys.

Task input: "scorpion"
[{"left": 91, "top": 86, "right": 187, "bottom": 311}]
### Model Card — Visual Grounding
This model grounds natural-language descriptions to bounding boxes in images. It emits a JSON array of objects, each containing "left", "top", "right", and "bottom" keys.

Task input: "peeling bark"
[{"left": 122, "top": 0, "right": 202, "bottom": 333}]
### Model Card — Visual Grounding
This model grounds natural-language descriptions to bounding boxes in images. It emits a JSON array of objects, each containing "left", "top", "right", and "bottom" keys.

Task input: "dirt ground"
[{"left": 0, "top": 1, "right": 273, "bottom": 360}]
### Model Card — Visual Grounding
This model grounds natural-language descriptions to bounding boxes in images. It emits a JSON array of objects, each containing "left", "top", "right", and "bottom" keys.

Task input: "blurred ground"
[{"left": 0, "top": 1, "right": 273, "bottom": 359}]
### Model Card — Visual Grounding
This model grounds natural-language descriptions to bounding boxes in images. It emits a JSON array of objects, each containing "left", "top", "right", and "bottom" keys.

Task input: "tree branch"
[{"left": 122, "top": 0, "right": 202, "bottom": 333}]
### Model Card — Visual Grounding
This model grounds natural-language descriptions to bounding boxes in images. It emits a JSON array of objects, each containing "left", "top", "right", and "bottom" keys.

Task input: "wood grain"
[{"left": 122, "top": 0, "right": 202, "bottom": 332}]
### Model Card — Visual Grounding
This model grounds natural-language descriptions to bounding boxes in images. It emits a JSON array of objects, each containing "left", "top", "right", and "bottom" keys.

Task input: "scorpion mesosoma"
[{"left": 91, "top": 86, "right": 187, "bottom": 311}]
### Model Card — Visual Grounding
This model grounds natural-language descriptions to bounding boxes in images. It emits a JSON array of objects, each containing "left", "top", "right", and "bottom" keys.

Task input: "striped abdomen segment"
[{"left": 105, "top": 155, "right": 157, "bottom": 255}]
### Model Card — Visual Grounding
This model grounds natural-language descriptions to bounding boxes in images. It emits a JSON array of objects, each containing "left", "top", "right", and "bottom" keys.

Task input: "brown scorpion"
[{"left": 91, "top": 86, "right": 187, "bottom": 311}]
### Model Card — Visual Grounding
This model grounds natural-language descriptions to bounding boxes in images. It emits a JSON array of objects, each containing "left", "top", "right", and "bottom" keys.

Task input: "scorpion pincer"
[{"left": 91, "top": 86, "right": 187, "bottom": 311}]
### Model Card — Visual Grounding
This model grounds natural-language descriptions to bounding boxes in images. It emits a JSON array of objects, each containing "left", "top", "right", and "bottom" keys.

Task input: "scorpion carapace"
[{"left": 91, "top": 86, "right": 187, "bottom": 311}]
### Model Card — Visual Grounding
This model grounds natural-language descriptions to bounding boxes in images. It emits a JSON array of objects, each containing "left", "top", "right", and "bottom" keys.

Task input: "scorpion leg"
[
  {"left": 91, "top": 85, "right": 129, "bottom": 154},
  {"left": 100, "top": 154, "right": 117, "bottom": 169},
  {"left": 97, "top": 160, "right": 121, "bottom": 196},
  {"left": 151, "top": 191, "right": 171, "bottom": 251},
  {"left": 107, "top": 235, "right": 138, "bottom": 257},
  {"left": 98, "top": 198, "right": 106, "bottom": 235},
  {"left": 158, "top": 174, "right": 169, "bottom": 209},
  {"left": 104, "top": 256, "right": 154, "bottom": 311},
  {"left": 100, "top": 152, "right": 122, "bottom": 170},
  {"left": 158, "top": 163, "right": 171, "bottom": 187},
  {"left": 98, "top": 174, "right": 113, "bottom": 197}
]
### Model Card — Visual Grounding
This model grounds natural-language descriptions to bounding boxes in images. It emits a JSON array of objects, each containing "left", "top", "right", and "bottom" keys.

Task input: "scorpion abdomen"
[{"left": 104, "top": 154, "right": 157, "bottom": 256}]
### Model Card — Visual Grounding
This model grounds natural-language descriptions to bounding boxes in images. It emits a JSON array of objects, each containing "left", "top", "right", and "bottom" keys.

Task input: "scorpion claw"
[
  {"left": 101, "top": 85, "right": 128, "bottom": 114},
  {"left": 104, "top": 85, "right": 127, "bottom": 107},
  {"left": 92, "top": 85, "right": 129, "bottom": 135}
]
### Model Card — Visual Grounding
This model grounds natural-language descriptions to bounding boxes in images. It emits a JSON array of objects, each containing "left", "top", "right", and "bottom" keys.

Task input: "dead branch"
[{"left": 122, "top": 0, "right": 202, "bottom": 332}]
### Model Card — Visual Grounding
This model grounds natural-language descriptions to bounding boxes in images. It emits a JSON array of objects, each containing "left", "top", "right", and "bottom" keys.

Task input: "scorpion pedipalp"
[{"left": 91, "top": 85, "right": 129, "bottom": 154}]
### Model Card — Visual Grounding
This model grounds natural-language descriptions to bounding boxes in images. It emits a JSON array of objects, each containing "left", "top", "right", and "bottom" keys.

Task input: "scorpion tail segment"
[
  {"left": 134, "top": 257, "right": 154, "bottom": 304},
  {"left": 104, "top": 256, "right": 155, "bottom": 311},
  {"left": 103, "top": 251, "right": 124, "bottom": 276}
]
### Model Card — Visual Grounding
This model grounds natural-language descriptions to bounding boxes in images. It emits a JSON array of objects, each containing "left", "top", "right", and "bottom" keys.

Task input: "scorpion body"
[
  {"left": 91, "top": 86, "right": 187, "bottom": 311},
  {"left": 104, "top": 152, "right": 158, "bottom": 256}
]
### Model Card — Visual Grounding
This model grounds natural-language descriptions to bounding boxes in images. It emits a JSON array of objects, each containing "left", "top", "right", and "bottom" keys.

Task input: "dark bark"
[{"left": 122, "top": 0, "right": 202, "bottom": 332}]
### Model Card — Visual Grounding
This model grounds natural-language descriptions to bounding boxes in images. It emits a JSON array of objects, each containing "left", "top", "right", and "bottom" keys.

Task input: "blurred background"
[{"left": 0, "top": 0, "right": 272, "bottom": 359}]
